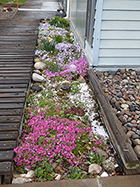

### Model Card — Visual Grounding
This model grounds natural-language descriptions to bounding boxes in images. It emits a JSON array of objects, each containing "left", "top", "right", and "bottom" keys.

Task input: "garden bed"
[{"left": 13, "top": 17, "right": 123, "bottom": 184}]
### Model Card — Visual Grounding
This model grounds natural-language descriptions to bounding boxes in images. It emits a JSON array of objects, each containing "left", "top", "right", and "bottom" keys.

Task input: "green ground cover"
[{"left": 0, "top": 0, "right": 26, "bottom": 5}]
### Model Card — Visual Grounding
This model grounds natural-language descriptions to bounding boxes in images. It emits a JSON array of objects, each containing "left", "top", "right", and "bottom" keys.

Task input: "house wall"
[
  {"left": 70, "top": 0, "right": 140, "bottom": 69},
  {"left": 96, "top": 0, "right": 140, "bottom": 68}
]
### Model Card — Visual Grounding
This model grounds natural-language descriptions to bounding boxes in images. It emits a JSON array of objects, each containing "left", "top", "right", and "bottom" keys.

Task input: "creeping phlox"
[
  {"left": 14, "top": 113, "right": 105, "bottom": 167},
  {"left": 14, "top": 17, "right": 108, "bottom": 177}
]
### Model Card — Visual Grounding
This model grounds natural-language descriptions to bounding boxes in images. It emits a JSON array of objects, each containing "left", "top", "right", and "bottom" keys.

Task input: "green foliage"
[
  {"left": 35, "top": 158, "right": 55, "bottom": 181},
  {"left": 42, "top": 39, "right": 55, "bottom": 53},
  {"left": 87, "top": 151, "right": 105, "bottom": 165},
  {"left": 0, "top": 0, "right": 26, "bottom": 5},
  {"left": 81, "top": 116, "right": 89, "bottom": 124},
  {"left": 45, "top": 61, "right": 59, "bottom": 73},
  {"left": 65, "top": 37, "right": 74, "bottom": 44},
  {"left": 54, "top": 35, "right": 63, "bottom": 44},
  {"left": 65, "top": 33, "right": 74, "bottom": 43},
  {"left": 70, "top": 81, "right": 81, "bottom": 94},
  {"left": 48, "top": 17, "right": 70, "bottom": 29},
  {"left": 72, "top": 132, "right": 91, "bottom": 156},
  {"left": 68, "top": 166, "right": 87, "bottom": 179}
]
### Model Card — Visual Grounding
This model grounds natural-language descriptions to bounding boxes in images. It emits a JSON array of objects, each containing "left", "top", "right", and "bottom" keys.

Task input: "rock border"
[{"left": 88, "top": 69, "right": 140, "bottom": 175}]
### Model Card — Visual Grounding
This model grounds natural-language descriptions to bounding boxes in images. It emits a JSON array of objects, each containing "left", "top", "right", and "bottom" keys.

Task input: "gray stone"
[
  {"left": 132, "top": 127, "right": 137, "bottom": 132},
  {"left": 136, "top": 130, "right": 140, "bottom": 136},
  {"left": 88, "top": 164, "right": 102, "bottom": 174},
  {"left": 61, "top": 86, "right": 70, "bottom": 91},
  {"left": 131, "top": 139, "right": 138, "bottom": 147},
  {"left": 116, "top": 92, "right": 123, "bottom": 98},
  {"left": 127, "top": 123, "right": 136, "bottom": 128},
  {"left": 127, "top": 131, "right": 135, "bottom": 138},
  {"left": 137, "top": 124, "right": 140, "bottom": 130},
  {"left": 95, "top": 148, "right": 109, "bottom": 159},
  {"left": 131, "top": 134, "right": 140, "bottom": 139},
  {"left": 31, "top": 85, "right": 42, "bottom": 92},
  {"left": 134, "top": 145, "right": 140, "bottom": 158},
  {"left": 128, "top": 118, "right": 132, "bottom": 122},
  {"left": 110, "top": 98, "right": 116, "bottom": 104},
  {"left": 118, "top": 115, "right": 127, "bottom": 124},
  {"left": 130, "top": 105, "right": 136, "bottom": 111},
  {"left": 116, "top": 104, "right": 121, "bottom": 110},
  {"left": 102, "top": 160, "right": 115, "bottom": 174}
]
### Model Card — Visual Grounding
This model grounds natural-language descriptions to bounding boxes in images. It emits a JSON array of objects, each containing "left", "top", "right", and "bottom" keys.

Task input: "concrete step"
[{"left": 2, "top": 175, "right": 140, "bottom": 187}]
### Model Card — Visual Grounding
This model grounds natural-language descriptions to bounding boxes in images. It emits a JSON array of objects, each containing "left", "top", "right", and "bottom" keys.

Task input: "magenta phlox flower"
[{"left": 14, "top": 115, "right": 98, "bottom": 167}]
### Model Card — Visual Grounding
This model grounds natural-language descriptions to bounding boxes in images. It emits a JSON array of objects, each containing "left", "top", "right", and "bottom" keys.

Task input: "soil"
[{"left": 0, "top": 5, "right": 17, "bottom": 20}]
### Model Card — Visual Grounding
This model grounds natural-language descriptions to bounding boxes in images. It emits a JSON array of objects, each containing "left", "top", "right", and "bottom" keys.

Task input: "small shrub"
[
  {"left": 42, "top": 39, "right": 55, "bottom": 53},
  {"left": 54, "top": 35, "right": 63, "bottom": 44},
  {"left": 35, "top": 158, "right": 55, "bottom": 181},
  {"left": 87, "top": 151, "right": 105, "bottom": 165},
  {"left": 48, "top": 17, "right": 69, "bottom": 29}
]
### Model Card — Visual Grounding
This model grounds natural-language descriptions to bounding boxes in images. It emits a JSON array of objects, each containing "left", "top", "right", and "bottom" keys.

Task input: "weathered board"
[
  {"left": 0, "top": 124, "right": 20, "bottom": 131},
  {"left": 0, "top": 5, "right": 40, "bottom": 184},
  {"left": 0, "top": 132, "right": 18, "bottom": 140},
  {"left": 0, "top": 0, "right": 58, "bottom": 183},
  {"left": 0, "top": 151, "right": 14, "bottom": 162}
]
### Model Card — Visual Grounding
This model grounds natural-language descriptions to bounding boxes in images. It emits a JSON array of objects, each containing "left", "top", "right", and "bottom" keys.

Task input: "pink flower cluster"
[
  {"left": 43, "top": 58, "right": 89, "bottom": 81},
  {"left": 14, "top": 114, "right": 99, "bottom": 167}
]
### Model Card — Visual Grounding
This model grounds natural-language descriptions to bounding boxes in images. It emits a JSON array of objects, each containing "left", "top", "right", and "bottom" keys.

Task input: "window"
[{"left": 85, "top": 0, "right": 97, "bottom": 45}]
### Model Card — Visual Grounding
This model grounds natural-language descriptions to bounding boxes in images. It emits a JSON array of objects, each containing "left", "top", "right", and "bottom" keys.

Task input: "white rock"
[
  {"left": 69, "top": 64, "right": 76, "bottom": 72},
  {"left": 78, "top": 76, "right": 85, "bottom": 83},
  {"left": 12, "top": 178, "right": 32, "bottom": 184},
  {"left": 12, "top": 171, "right": 35, "bottom": 184},
  {"left": 88, "top": 164, "right": 102, "bottom": 174},
  {"left": 33, "top": 69, "right": 42, "bottom": 75},
  {"left": 26, "top": 170, "right": 35, "bottom": 178},
  {"left": 32, "top": 73, "right": 45, "bottom": 82},
  {"left": 34, "top": 58, "right": 41, "bottom": 63},
  {"left": 100, "top": 172, "right": 108, "bottom": 178},
  {"left": 34, "top": 61, "right": 46, "bottom": 70},
  {"left": 135, "top": 139, "right": 140, "bottom": 145},
  {"left": 55, "top": 174, "right": 61, "bottom": 180},
  {"left": 121, "top": 104, "right": 129, "bottom": 109}
]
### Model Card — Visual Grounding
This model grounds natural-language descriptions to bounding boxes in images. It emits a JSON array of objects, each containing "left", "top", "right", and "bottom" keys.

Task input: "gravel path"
[{"left": 95, "top": 69, "right": 140, "bottom": 159}]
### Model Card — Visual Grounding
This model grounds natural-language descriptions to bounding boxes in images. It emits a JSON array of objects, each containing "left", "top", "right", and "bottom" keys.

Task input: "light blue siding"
[
  {"left": 70, "top": 0, "right": 140, "bottom": 69},
  {"left": 96, "top": 0, "right": 140, "bottom": 68}
]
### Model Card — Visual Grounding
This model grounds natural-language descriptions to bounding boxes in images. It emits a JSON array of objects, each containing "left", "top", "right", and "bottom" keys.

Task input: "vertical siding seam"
[{"left": 92, "top": 0, "right": 104, "bottom": 66}]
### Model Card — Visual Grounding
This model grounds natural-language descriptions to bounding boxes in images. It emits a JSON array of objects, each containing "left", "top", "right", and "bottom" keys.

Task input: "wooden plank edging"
[{"left": 88, "top": 69, "right": 140, "bottom": 174}]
